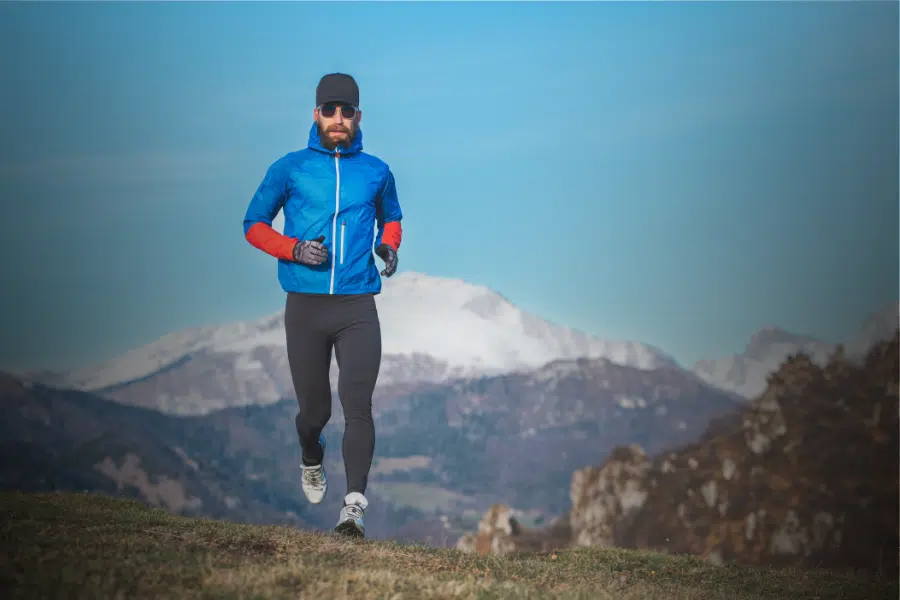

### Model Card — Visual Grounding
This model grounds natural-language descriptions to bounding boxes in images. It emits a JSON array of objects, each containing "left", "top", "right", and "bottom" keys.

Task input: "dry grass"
[{"left": 1, "top": 491, "right": 895, "bottom": 599}]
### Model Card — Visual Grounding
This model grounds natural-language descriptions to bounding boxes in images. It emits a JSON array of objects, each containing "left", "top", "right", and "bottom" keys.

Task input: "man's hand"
[
  {"left": 293, "top": 235, "right": 328, "bottom": 265},
  {"left": 375, "top": 243, "right": 398, "bottom": 277}
]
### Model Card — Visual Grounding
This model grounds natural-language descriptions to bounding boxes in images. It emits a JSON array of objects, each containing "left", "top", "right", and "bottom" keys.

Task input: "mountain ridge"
[
  {"left": 16, "top": 271, "right": 679, "bottom": 415},
  {"left": 12, "top": 271, "right": 897, "bottom": 414},
  {"left": 692, "top": 301, "right": 899, "bottom": 398}
]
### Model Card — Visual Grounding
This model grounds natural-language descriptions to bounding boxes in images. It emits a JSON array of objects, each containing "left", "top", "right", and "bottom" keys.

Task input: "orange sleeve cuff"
[
  {"left": 245, "top": 222, "right": 297, "bottom": 261},
  {"left": 383, "top": 221, "right": 402, "bottom": 251}
]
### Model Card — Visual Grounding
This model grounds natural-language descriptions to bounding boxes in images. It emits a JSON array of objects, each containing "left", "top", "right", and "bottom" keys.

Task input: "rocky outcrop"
[
  {"left": 568, "top": 444, "right": 651, "bottom": 548},
  {"left": 459, "top": 331, "right": 900, "bottom": 578},
  {"left": 456, "top": 504, "right": 571, "bottom": 556}
]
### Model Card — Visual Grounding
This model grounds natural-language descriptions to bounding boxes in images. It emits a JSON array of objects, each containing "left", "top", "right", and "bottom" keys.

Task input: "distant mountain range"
[
  {"left": 692, "top": 302, "right": 898, "bottom": 398},
  {"left": 3, "top": 271, "right": 896, "bottom": 550},
  {"left": 16, "top": 272, "right": 679, "bottom": 415},
  {"left": 1, "top": 351, "right": 743, "bottom": 545},
  {"left": 14, "top": 272, "right": 897, "bottom": 417}
]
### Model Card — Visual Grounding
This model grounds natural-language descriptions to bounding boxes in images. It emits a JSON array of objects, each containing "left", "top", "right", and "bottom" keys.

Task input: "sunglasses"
[{"left": 318, "top": 104, "right": 358, "bottom": 119}]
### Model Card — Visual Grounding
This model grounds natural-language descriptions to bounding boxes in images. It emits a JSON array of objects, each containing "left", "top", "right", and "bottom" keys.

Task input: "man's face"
[{"left": 314, "top": 103, "right": 361, "bottom": 149}]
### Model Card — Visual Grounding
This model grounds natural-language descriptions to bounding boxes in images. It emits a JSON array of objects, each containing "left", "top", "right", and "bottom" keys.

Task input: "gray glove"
[
  {"left": 293, "top": 235, "right": 328, "bottom": 265},
  {"left": 375, "top": 243, "right": 398, "bottom": 277}
]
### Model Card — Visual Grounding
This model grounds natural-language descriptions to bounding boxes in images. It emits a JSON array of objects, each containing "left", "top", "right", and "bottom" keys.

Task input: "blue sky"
[{"left": 1, "top": 1, "right": 897, "bottom": 371}]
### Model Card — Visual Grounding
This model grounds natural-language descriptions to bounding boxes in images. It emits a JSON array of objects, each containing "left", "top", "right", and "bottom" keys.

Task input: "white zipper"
[
  {"left": 340, "top": 222, "right": 345, "bottom": 265},
  {"left": 329, "top": 150, "right": 341, "bottom": 294}
]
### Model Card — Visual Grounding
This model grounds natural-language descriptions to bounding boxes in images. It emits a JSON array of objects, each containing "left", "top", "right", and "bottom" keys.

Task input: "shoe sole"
[{"left": 334, "top": 521, "right": 365, "bottom": 538}]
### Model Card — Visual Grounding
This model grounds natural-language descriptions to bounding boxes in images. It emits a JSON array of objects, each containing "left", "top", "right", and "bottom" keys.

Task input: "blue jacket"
[{"left": 243, "top": 123, "right": 403, "bottom": 296}]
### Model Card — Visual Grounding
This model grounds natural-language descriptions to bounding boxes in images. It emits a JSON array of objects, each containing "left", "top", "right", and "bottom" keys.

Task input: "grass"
[{"left": 2, "top": 491, "right": 896, "bottom": 599}]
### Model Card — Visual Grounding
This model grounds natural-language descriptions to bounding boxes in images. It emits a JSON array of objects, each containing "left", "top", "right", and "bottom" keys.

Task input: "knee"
[
  {"left": 297, "top": 403, "right": 331, "bottom": 428},
  {"left": 342, "top": 402, "right": 373, "bottom": 422}
]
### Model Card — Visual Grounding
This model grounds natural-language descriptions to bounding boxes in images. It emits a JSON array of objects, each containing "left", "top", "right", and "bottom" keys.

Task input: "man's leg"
[
  {"left": 333, "top": 293, "right": 381, "bottom": 494},
  {"left": 332, "top": 293, "right": 381, "bottom": 536},
  {"left": 285, "top": 292, "right": 333, "bottom": 502}
]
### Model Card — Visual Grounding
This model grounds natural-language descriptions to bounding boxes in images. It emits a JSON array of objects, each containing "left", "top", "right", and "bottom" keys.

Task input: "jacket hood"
[{"left": 307, "top": 122, "right": 364, "bottom": 155}]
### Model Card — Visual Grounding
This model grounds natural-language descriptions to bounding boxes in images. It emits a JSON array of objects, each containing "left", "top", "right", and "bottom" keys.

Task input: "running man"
[{"left": 242, "top": 73, "right": 403, "bottom": 538}]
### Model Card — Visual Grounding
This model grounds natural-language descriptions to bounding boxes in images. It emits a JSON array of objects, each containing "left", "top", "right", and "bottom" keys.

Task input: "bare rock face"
[
  {"left": 458, "top": 331, "right": 900, "bottom": 578},
  {"left": 456, "top": 504, "right": 520, "bottom": 556},
  {"left": 620, "top": 338, "right": 899, "bottom": 575},
  {"left": 568, "top": 444, "right": 651, "bottom": 548}
]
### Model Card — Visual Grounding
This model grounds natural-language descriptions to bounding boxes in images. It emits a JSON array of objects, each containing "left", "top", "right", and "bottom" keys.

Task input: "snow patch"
[
  {"left": 234, "top": 353, "right": 263, "bottom": 372},
  {"left": 616, "top": 395, "right": 647, "bottom": 409}
]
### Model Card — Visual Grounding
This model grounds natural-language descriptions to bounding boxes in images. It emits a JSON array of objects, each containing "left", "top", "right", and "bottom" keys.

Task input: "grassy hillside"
[{"left": 2, "top": 491, "right": 895, "bottom": 599}]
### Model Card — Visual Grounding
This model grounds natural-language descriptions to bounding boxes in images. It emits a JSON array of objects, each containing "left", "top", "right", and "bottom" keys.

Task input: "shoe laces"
[
  {"left": 303, "top": 465, "right": 324, "bottom": 487},
  {"left": 343, "top": 503, "right": 364, "bottom": 521}
]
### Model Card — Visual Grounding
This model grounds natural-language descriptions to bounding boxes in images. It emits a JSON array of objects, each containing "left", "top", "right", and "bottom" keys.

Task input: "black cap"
[{"left": 316, "top": 73, "right": 359, "bottom": 107}]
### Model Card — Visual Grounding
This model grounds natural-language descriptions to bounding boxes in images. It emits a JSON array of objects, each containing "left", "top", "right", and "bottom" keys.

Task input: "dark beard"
[{"left": 317, "top": 122, "right": 354, "bottom": 150}]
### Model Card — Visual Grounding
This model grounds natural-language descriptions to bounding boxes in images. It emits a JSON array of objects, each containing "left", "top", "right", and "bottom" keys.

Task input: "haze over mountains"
[{"left": 16, "top": 272, "right": 897, "bottom": 417}]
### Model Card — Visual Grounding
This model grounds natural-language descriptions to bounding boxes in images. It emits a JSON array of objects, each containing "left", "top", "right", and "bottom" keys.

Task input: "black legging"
[{"left": 285, "top": 291, "right": 381, "bottom": 496}]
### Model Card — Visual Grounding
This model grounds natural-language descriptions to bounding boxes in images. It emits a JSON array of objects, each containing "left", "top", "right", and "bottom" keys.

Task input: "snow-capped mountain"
[
  {"left": 691, "top": 328, "right": 835, "bottom": 399},
  {"left": 25, "top": 272, "right": 678, "bottom": 414},
  {"left": 692, "top": 301, "right": 899, "bottom": 399},
  {"left": 18, "top": 267, "right": 897, "bottom": 413},
  {"left": 375, "top": 272, "right": 675, "bottom": 373}
]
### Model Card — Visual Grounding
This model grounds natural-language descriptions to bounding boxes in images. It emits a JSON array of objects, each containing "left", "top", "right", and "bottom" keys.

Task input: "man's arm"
[
  {"left": 375, "top": 167, "right": 403, "bottom": 251},
  {"left": 243, "top": 159, "right": 297, "bottom": 261}
]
